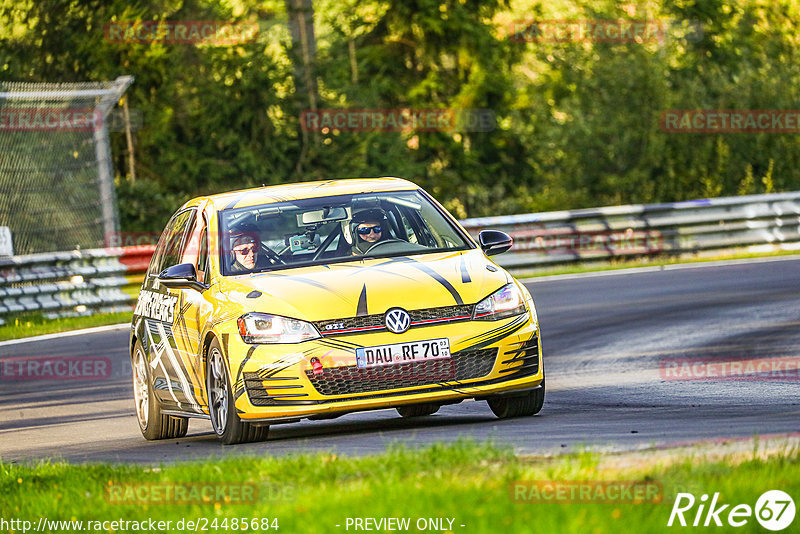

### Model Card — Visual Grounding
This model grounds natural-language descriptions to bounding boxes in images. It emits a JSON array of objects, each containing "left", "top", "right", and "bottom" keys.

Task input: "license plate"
[{"left": 356, "top": 338, "right": 451, "bottom": 369}]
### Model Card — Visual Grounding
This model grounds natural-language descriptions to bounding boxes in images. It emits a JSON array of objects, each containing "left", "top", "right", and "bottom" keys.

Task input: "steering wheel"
[{"left": 363, "top": 239, "right": 405, "bottom": 255}]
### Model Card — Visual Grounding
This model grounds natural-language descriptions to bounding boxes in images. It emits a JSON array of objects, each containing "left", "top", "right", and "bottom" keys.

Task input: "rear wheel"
[
  {"left": 132, "top": 339, "right": 188, "bottom": 440},
  {"left": 397, "top": 403, "right": 440, "bottom": 418},
  {"left": 206, "top": 338, "right": 269, "bottom": 445},
  {"left": 487, "top": 378, "right": 545, "bottom": 419}
]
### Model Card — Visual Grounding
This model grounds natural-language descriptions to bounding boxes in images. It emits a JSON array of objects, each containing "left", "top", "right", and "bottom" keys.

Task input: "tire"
[
  {"left": 487, "top": 378, "right": 545, "bottom": 419},
  {"left": 397, "top": 403, "right": 440, "bottom": 418},
  {"left": 132, "top": 339, "right": 188, "bottom": 440},
  {"left": 206, "top": 338, "right": 269, "bottom": 445}
]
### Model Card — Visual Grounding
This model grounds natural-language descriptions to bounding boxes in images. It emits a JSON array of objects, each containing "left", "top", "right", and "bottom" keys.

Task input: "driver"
[
  {"left": 350, "top": 208, "right": 388, "bottom": 255},
  {"left": 229, "top": 233, "right": 261, "bottom": 273}
]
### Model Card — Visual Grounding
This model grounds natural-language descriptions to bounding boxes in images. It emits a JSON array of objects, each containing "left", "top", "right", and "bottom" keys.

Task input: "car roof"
[{"left": 188, "top": 177, "right": 420, "bottom": 211}]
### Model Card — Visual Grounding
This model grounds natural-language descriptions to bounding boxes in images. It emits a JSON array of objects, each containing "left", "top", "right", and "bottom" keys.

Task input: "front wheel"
[
  {"left": 206, "top": 338, "right": 269, "bottom": 445},
  {"left": 132, "top": 339, "right": 188, "bottom": 440},
  {"left": 487, "top": 378, "right": 545, "bottom": 419}
]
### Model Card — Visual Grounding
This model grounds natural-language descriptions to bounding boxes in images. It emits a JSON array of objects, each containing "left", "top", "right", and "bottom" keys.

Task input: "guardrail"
[
  {"left": 0, "top": 246, "right": 153, "bottom": 325},
  {"left": 1, "top": 191, "right": 799, "bottom": 325},
  {"left": 460, "top": 191, "right": 800, "bottom": 271}
]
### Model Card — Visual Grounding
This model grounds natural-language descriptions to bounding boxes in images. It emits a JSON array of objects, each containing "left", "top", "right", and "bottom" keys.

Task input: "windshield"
[{"left": 218, "top": 190, "right": 472, "bottom": 275}]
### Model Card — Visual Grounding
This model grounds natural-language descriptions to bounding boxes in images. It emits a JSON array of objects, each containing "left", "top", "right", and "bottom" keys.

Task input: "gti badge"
[{"left": 385, "top": 308, "right": 411, "bottom": 334}]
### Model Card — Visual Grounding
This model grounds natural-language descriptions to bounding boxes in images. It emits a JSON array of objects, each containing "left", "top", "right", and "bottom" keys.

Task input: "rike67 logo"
[{"left": 668, "top": 490, "right": 795, "bottom": 531}]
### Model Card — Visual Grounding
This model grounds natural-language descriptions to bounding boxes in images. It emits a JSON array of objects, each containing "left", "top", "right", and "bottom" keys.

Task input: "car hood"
[{"left": 216, "top": 249, "right": 511, "bottom": 321}]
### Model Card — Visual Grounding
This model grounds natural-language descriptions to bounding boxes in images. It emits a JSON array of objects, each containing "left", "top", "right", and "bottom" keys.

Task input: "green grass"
[
  {"left": 516, "top": 249, "right": 800, "bottom": 279},
  {"left": 0, "top": 311, "right": 131, "bottom": 342},
  {"left": 1, "top": 441, "right": 797, "bottom": 533}
]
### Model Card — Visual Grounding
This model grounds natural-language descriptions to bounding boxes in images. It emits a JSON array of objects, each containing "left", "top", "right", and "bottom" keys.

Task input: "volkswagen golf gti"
[{"left": 130, "top": 177, "right": 544, "bottom": 444}]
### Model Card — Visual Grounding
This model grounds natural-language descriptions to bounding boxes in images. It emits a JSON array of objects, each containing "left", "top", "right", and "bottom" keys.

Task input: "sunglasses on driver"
[
  {"left": 356, "top": 225, "right": 382, "bottom": 235},
  {"left": 234, "top": 245, "right": 257, "bottom": 255}
]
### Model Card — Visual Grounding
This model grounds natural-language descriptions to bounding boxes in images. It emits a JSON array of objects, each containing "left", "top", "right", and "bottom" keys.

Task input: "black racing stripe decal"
[
  {"left": 375, "top": 256, "right": 414, "bottom": 266},
  {"left": 406, "top": 262, "right": 463, "bottom": 305},
  {"left": 235, "top": 345, "right": 259, "bottom": 400},
  {"left": 459, "top": 254, "right": 471, "bottom": 283},
  {"left": 462, "top": 316, "right": 528, "bottom": 351},
  {"left": 357, "top": 284, "right": 368, "bottom": 316},
  {"left": 223, "top": 192, "right": 251, "bottom": 210},
  {"left": 267, "top": 273, "right": 351, "bottom": 300},
  {"left": 462, "top": 314, "right": 528, "bottom": 346},
  {"left": 160, "top": 326, "right": 198, "bottom": 405},
  {"left": 311, "top": 180, "right": 336, "bottom": 191},
  {"left": 261, "top": 361, "right": 295, "bottom": 379},
  {"left": 374, "top": 256, "right": 464, "bottom": 305},
  {"left": 339, "top": 265, "right": 418, "bottom": 281},
  {"left": 461, "top": 307, "right": 524, "bottom": 344},
  {"left": 318, "top": 338, "right": 362, "bottom": 351},
  {"left": 175, "top": 297, "right": 197, "bottom": 362},
  {"left": 209, "top": 313, "right": 239, "bottom": 330},
  {"left": 472, "top": 322, "right": 527, "bottom": 350}
]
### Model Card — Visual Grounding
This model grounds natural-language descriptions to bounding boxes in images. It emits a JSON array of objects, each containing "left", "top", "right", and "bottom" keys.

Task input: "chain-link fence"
[{"left": 0, "top": 76, "right": 133, "bottom": 255}]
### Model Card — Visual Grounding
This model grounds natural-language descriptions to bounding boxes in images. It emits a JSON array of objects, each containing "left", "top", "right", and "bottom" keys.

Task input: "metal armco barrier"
[
  {"left": 0, "top": 246, "right": 153, "bottom": 325},
  {"left": 1, "top": 190, "right": 799, "bottom": 325},
  {"left": 460, "top": 191, "right": 800, "bottom": 272}
]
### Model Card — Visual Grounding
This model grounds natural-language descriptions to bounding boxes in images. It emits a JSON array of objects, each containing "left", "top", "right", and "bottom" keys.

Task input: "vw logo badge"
[{"left": 385, "top": 308, "right": 411, "bottom": 334}]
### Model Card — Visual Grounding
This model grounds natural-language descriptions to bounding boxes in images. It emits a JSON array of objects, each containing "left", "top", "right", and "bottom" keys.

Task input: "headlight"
[
  {"left": 473, "top": 283, "right": 527, "bottom": 321},
  {"left": 237, "top": 313, "right": 321, "bottom": 344}
]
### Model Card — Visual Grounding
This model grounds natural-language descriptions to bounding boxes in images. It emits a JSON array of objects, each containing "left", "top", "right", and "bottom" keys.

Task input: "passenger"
[{"left": 350, "top": 209, "right": 388, "bottom": 255}]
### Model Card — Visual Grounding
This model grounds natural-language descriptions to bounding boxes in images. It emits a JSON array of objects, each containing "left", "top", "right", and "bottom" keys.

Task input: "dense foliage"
[{"left": 1, "top": 0, "right": 799, "bottom": 231}]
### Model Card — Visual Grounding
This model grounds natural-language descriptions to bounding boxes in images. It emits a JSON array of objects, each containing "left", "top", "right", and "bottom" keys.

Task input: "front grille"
[
  {"left": 314, "top": 304, "right": 474, "bottom": 336},
  {"left": 499, "top": 335, "right": 539, "bottom": 378},
  {"left": 243, "top": 373, "right": 309, "bottom": 406},
  {"left": 409, "top": 305, "right": 473, "bottom": 323},
  {"left": 305, "top": 348, "right": 497, "bottom": 396},
  {"left": 315, "top": 314, "right": 383, "bottom": 334}
]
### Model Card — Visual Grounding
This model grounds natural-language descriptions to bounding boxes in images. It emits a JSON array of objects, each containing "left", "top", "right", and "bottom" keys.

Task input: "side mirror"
[
  {"left": 478, "top": 230, "right": 513, "bottom": 256},
  {"left": 158, "top": 263, "right": 207, "bottom": 292}
]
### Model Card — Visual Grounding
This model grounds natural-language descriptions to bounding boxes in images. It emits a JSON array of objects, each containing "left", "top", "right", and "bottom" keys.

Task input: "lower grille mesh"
[
  {"left": 243, "top": 373, "right": 307, "bottom": 406},
  {"left": 305, "top": 348, "right": 497, "bottom": 396},
  {"left": 500, "top": 335, "right": 539, "bottom": 378}
]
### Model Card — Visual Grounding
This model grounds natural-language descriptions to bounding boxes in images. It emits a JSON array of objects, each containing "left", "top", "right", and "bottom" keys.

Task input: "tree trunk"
[{"left": 285, "top": 0, "right": 319, "bottom": 112}]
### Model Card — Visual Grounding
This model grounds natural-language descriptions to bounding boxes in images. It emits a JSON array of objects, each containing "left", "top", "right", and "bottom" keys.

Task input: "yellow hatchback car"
[{"left": 130, "top": 178, "right": 543, "bottom": 444}]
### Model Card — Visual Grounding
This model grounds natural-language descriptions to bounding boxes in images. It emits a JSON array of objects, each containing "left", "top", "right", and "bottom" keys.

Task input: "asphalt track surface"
[{"left": 1, "top": 257, "right": 799, "bottom": 464}]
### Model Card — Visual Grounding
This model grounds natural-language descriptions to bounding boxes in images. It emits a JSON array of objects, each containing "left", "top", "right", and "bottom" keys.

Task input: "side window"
[
  {"left": 156, "top": 209, "right": 196, "bottom": 274},
  {"left": 181, "top": 212, "right": 209, "bottom": 284},
  {"left": 148, "top": 215, "right": 179, "bottom": 275},
  {"left": 198, "top": 229, "right": 208, "bottom": 282}
]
